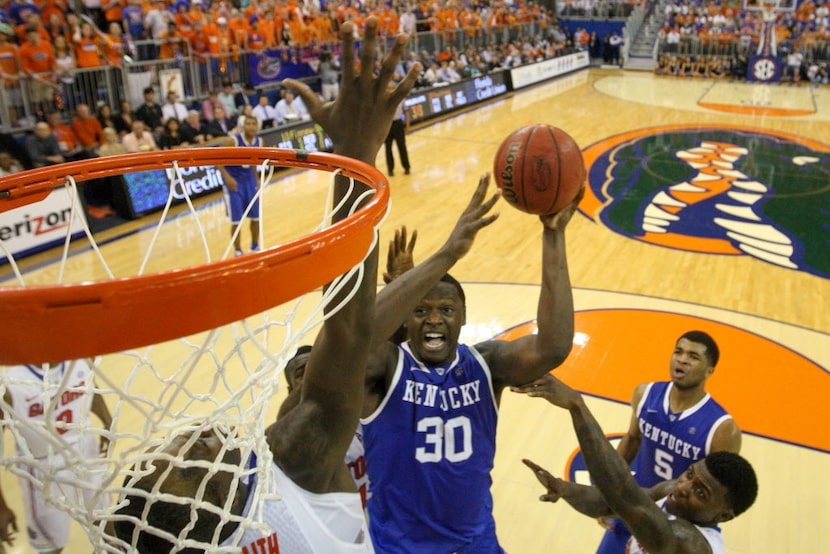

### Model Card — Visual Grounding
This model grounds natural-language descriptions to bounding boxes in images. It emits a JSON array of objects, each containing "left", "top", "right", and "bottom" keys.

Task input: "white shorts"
[{"left": 18, "top": 435, "right": 105, "bottom": 551}]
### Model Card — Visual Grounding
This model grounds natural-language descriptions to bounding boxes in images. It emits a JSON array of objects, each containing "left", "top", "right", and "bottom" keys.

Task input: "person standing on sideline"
[
  {"left": 218, "top": 115, "right": 262, "bottom": 257},
  {"left": 0, "top": 359, "right": 113, "bottom": 553},
  {"left": 318, "top": 49, "right": 340, "bottom": 101},
  {"left": 518, "top": 373, "right": 757, "bottom": 554},
  {"left": 384, "top": 82, "right": 410, "bottom": 176},
  {"left": 596, "top": 330, "right": 742, "bottom": 553},
  {"left": 110, "top": 17, "right": 420, "bottom": 552},
  {"left": 359, "top": 178, "right": 583, "bottom": 551}
]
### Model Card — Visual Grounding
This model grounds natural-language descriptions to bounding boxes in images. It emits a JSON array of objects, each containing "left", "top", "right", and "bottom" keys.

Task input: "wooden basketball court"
[{"left": 1, "top": 68, "right": 828, "bottom": 552}]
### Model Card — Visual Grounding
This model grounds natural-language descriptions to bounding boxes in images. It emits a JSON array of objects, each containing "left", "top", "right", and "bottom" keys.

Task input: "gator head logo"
[
  {"left": 257, "top": 56, "right": 282, "bottom": 80},
  {"left": 581, "top": 125, "right": 830, "bottom": 279}
]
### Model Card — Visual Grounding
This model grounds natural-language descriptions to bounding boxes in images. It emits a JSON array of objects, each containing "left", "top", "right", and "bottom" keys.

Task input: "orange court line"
[
  {"left": 697, "top": 102, "right": 815, "bottom": 117},
  {"left": 497, "top": 310, "right": 829, "bottom": 453}
]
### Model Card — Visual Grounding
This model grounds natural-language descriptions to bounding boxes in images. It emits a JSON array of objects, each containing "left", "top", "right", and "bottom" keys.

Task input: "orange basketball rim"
[{"left": 0, "top": 148, "right": 389, "bottom": 365}]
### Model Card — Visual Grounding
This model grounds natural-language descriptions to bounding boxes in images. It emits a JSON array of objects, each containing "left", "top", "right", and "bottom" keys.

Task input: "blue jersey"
[
  {"left": 224, "top": 133, "right": 261, "bottom": 183},
  {"left": 597, "top": 382, "right": 733, "bottom": 553},
  {"left": 223, "top": 133, "right": 261, "bottom": 223},
  {"left": 361, "top": 343, "right": 502, "bottom": 554},
  {"left": 633, "top": 381, "right": 733, "bottom": 487}
]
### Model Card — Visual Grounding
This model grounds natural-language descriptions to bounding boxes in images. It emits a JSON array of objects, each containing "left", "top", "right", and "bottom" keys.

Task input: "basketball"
[{"left": 493, "top": 124, "right": 585, "bottom": 216}]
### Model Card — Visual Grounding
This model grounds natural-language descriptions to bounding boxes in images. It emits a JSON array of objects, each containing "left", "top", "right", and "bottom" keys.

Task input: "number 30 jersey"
[
  {"left": 633, "top": 381, "right": 733, "bottom": 487},
  {"left": 361, "top": 343, "right": 500, "bottom": 553}
]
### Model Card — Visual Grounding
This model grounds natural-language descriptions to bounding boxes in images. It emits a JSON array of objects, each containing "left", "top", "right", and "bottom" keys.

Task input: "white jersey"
[
  {"left": 221, "top": 458, "right": 373, "bottom": 553},
  {"left": 346, "top": 426, "right": 370, "bottom": 510},
  {"left": 2, "top": 360, "right": 105, "bottom": 550},
  {"left": 625, "top": 497, "right": 725, "bottom": 554},
  {"left": 3, "top": 360, "right": 95, "bottom": 459}
]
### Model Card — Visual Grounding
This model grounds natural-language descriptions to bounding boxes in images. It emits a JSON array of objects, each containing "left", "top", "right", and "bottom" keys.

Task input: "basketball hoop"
[
  {"left": 0, "top": 148, "right": 388, "bottom": 365},
  {"left": 0, "top": 147, "right": 388, "bottom": 552},
  {"left": 761, "top": 0, "right": 779, "bottom": 22}
]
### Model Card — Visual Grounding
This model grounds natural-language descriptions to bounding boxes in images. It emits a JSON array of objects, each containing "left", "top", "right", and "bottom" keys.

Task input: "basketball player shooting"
[{"left": 358, "top": 179, "right": 585, "bottom": 550}]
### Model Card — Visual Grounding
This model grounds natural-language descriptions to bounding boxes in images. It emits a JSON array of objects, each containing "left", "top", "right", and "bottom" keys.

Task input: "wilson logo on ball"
[{"left": 494, "top": 124, "right": 585, "bottom": 215}]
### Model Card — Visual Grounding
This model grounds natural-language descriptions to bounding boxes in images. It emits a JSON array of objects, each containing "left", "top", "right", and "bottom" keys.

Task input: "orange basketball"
[{"left": 493, "top": 124, "right": 585, "bottom": 215}]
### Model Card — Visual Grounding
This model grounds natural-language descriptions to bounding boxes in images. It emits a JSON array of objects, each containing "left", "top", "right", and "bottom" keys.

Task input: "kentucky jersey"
[
  {"left": 224, "top": 132, "right": 261, "bottom": 182},
  {"left": 3, "top": 360, "right": 95, "bottom": 459},
  {"left": 223, "top": 133, "right": 261, "bottom": 223},
  {"left": 361, "top": 343, "right": 502, "bottom": 553},
  {"left": 633, "top": 381, "right": 733, "bottom": 487},
  {"left": 598, "top": 384, "right": 733, "bottom": 554},
  {"left": 624, "top": 498, "right": 725, "bottom": 554}
]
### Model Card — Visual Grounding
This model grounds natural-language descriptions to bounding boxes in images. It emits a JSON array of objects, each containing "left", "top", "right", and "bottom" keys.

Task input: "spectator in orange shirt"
[
  {"left": 40, "top": 0, "right": 69, "bottom": 28},
  {"left": 16, "top": 12, "right": 51, "bottom": 44},
  {"left": 284, "top": 10, "right": 304, "bottom": 47},
  {"left": 103, "top": 0, "right": 125, "bottom": 27},
  {"left": 158, "top": 20, "right": 187, "bottom": 59},
  {"left": 73, "top": 20, "right": 104, "bottom": 68},
  {"left": 71, "top": 103, "right": 104, "bottom": 152},
  {"left": 258, "top": 8, "right": 278, "bottom": 49},
  {"left": 19, "top": 27, "right": 57, "bottom": 118},
  {"left": 214, "top": 16, "right": 235, "bottom": 76},
  {"left": 0, "top": 23, "right": 22, "bottom": 126},
  {"left": 173, "top": 1, "right": 195, "bottom": 38},
  {"left": 228, "top": 9, "right": 248, "bottom": 48},
  {"left": 46, "top": 110, "right": 85, "bottom": 160},
  {"left": 99, "top": 21, "right": 132, "bottom": 65},
  {"left": 189, "top": 21, "right": 211, "bottom": 59},
  {"left": 246, "top": 16, "right": 266, "bottom": 50},
  {"left": 188, "top": 0, "right": 208, "bottom": 28}
]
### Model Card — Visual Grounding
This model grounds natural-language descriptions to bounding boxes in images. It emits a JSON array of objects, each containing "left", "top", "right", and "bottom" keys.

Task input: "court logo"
[{"left": 580, "top": 125, "right": 830, "bottom": 279}]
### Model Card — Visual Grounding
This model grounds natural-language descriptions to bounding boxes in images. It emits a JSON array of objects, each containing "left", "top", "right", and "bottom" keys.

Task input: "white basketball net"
[{"left": 0, "top": 158, "right": 382, "bottom": 552}]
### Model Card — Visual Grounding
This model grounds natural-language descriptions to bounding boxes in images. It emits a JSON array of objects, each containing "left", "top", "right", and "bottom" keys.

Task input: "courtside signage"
[
  {"left": 0, "top": 185, "right": 85, "bottom": 261},
  {"left": 510, "top": 51, "right": 590, "bottom": 89}
]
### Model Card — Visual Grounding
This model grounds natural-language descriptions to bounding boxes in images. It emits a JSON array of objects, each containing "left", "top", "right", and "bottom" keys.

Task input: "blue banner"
[{"left": 248, "top": 50, "right": 320, "bottom": 86}]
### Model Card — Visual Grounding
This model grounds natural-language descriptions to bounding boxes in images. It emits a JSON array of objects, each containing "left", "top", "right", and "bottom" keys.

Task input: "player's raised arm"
[
  {"left": 268, "top": 17, "right": 419, "bottom": 491},
  {"left": 370, "top": 174, "right": 500, "bottom": 349},
  {"left": 484, "top": 186, "right": 583, "bottom": 390}
]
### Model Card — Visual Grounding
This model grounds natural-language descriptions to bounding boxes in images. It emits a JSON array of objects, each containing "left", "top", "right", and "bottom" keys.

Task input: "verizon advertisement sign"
[{"left": 0, "top": 186, "right": 86, "bottom": 262}]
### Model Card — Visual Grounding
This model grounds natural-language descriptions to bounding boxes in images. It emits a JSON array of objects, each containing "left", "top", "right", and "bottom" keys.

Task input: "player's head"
[
  {"left": 243, "top": 115, "right": 259, "bottom": 137},
  {"left": 406, "top": 274, "right": 467, "bottom": 365},
  {"left": 285, "top": 345, "right": 312, "bottom": 393},
  {"left": 670, "top": 330, "right": 718, "bottom": 390},
  {"left": 679, "top": 330, "right": 719, "bottom": 367},
  {"left": 665, "top": 452, "right": 757, "bottom": 526},
  {"left": 112, "top": 427, "right": 247, "bottom": 552}
]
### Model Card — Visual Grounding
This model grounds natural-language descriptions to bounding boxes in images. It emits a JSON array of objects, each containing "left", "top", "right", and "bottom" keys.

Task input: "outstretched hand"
[
  {"left": 510, "top": 373, "right": 582, "bottom": 410},
  {"left": 440, "top": 173, "right": 501, "bottom": 261},
  {"left": 384, "top": 225, "right": 418, "bottom": 284},
  {"left": 523, "top": 458, "right": 567, "bottom": 503},
  {"left": 283, "top": 17, "right": 421, "bottom": 165},
  {"left": 540, "top": 183, "right": 585, "bottom": 231}
]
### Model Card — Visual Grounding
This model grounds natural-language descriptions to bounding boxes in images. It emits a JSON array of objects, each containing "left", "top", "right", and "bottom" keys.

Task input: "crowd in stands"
[
  {"left": 654, "top": 0, "right": 830, "bottom": 81},
  {"left": 2, "top": 0, "right": 828, "bottom": 196}
]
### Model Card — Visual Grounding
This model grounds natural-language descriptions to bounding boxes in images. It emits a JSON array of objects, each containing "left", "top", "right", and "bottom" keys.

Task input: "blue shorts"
[{"left": 223, "top": 171, "right": 260, "bottom": 224}]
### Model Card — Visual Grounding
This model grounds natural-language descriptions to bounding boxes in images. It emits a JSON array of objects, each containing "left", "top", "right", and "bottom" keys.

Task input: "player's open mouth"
[{"left": 423, "top": 332, "right": 445, "bottom": 351}]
